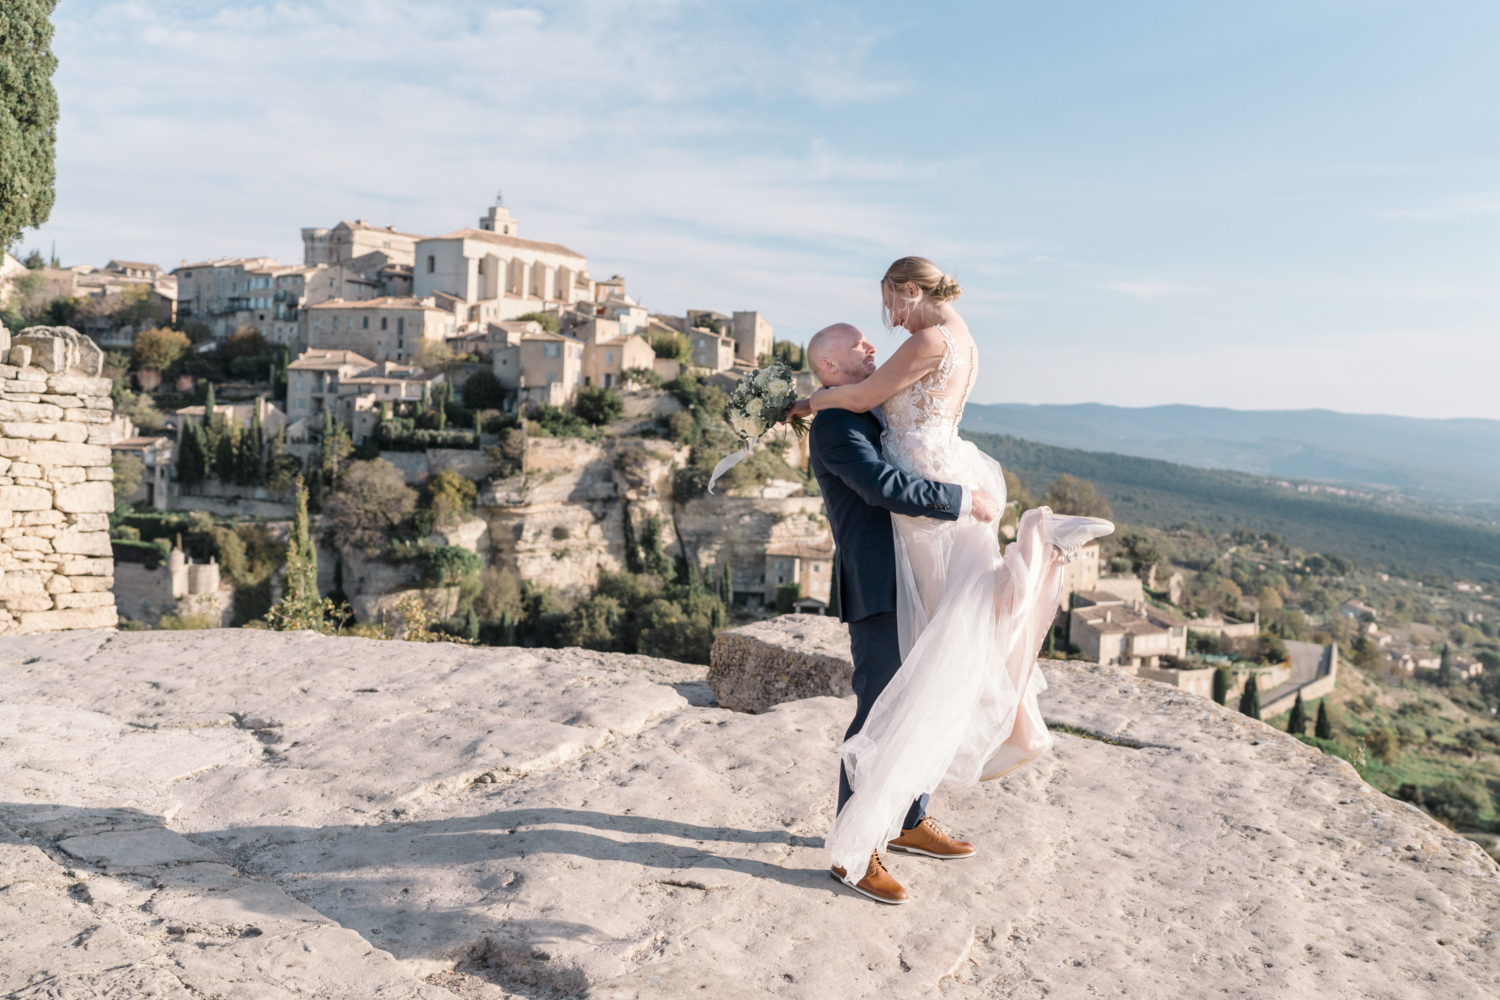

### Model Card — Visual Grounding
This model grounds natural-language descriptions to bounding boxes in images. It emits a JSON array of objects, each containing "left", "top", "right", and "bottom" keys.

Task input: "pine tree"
[
  {"left": 1238, "top": 672, "right": 1260, "bottom": 719},
  {"left": 0, "top": 1, "right": 59, "bottom": 249},
  {"left": 1288, "top": 690, "right": 1307, "bottom": 735},
  {"left": 1211, "top": 667, "right": 1230, "bottom": 706},
  {"left": 621, "top": 505, "right": 642, "bottom": 574},
  {"left": 1315, "top": 699, "right": 1333, "bottom": 739}
]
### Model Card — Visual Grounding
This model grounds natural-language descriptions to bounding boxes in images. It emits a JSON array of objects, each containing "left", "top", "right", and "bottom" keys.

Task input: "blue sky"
[{"left": 23, "top": 1, "right": 1500, "bottom": 419}]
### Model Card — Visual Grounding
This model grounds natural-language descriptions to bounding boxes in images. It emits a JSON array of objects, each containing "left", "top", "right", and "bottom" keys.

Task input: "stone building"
[
  {"left": 1056, "top": 538, "right": 1101, "bottom": 609},
  {"left": 0, "top": 327, "right": 118, "bottom": 634},
  {"left": 763, "top": 540, "right": 835, "bottom": 608},
  {"left": 687, "top": 327, "right": 736, "bottom": 372},
  {"left": 172, "top": 257, "right": 281, "bottom": 339},
  {"left": 303, "top": 296, "right": 455, "bottom": 362},
  {"left": 302, "top": 219, "right": 426, "bottom": 268},
  {"left": 286, "top": 349, "right": 437, "bottom": 441},
  {"left": 560, "top": 316, "right": 656, "bottom": 390},
  {"left": 1069, "top": 598, "right": 1188, "bottom": 670},
  {"left": 108, "top": 434, "right": 173, "bottom": 510},
  {"left": 515, "top": 330, "right": 586, "bottom": 406},
  {"left": 731, "top": 311, "right": 773, "bottom": 364},
  {"left": 413, "top": 200, "right": 598, "bottom": 323},
  {"left": 113, "top": 543, "right": 229, "bottom": 626}
]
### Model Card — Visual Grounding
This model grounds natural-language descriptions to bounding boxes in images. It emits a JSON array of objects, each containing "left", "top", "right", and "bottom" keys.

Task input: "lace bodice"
[{"left": 882, "top": 326, "right": 976, "bottom": 480}]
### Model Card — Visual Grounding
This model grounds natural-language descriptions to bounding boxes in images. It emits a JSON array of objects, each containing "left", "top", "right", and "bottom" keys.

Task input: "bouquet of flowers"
[{"left": 708, "top": 361, "right": 809, "bottom": 494}]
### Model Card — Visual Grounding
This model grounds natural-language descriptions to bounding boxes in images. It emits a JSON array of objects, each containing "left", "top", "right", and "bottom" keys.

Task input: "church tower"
[{"left": 478, "top": 192, "right": 518, "bottom": 237}]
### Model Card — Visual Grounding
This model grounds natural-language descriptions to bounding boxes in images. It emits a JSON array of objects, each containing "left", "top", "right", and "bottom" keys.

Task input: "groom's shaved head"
[{"left": 808, "top": 323, "right": 875, "bottom": 387}]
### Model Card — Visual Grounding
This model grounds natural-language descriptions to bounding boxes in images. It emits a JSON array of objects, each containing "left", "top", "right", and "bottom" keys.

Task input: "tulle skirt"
[{"left": 827, "top": 439, "right": 1066, "bottom": 875}]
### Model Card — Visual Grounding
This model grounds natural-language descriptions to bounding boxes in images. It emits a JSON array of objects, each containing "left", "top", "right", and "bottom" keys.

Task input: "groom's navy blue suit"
[{"left": 808, "top": 405, "right": 965, "bottom": 831}]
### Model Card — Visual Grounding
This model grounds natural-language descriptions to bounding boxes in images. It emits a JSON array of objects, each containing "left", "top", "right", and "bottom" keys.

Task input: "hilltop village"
[{"left": 4, "top": 200, "right": 1499, "bottom": 850}]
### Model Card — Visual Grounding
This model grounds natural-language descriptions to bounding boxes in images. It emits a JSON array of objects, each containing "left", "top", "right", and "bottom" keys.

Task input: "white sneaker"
[{"left": 1041, "top": 510, "right": 1115, "bottom": 561}]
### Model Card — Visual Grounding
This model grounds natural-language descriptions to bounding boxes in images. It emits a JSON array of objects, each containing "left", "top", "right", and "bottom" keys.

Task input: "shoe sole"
[
  {"left": 886, "top": 844, "right": 976, "bottom": 860},
  {"left": 830, "top": 869, "right": 908, "bottom": 905}
]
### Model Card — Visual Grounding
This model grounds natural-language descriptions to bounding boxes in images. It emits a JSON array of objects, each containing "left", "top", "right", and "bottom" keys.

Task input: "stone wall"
[{"left": 0, "top": 326, "right": 118, "bottom": 633}]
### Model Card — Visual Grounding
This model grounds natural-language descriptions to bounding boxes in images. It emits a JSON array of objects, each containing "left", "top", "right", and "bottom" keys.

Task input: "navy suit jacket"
[{"left": 808, "top": 407, "right": 964, "bottom": 624}]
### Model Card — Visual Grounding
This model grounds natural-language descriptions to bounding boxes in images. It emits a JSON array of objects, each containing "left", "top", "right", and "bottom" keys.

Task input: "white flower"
[
  {"left": 745, "top": 396, "right": 764, "bottom": 417},
  {"left": 766, "top": 378, "right": 791, "bottom": 398}
]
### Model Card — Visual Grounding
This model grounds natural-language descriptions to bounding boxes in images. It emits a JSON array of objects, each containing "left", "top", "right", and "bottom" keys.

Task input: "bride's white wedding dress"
[{"left": 827, "top": 326, "right": 1113, "bottom": 877}]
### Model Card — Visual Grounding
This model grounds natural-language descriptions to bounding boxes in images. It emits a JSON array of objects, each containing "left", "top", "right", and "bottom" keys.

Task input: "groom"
[{"left": 803, "top": 322, "right": 1000, "bottom": 905}]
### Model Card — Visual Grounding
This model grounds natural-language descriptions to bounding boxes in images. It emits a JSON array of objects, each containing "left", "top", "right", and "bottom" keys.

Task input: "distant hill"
[
  {"left": 962, "top": 431, "right": 1500, "bottom": 584},
  {"left": 960, "top": 403, "right": 1500, "bottom": 503}
]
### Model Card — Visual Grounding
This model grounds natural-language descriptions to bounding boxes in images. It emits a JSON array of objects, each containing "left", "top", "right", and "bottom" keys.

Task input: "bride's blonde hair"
[{"left": 881, "top": 256, "right": 961, "bottom": 328}]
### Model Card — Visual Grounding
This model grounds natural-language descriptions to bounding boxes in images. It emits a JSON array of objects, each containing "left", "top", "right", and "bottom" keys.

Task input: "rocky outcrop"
[
  {"left": 709, "top": 613, "right": 852, "bottom": 712},
  {"left": 474, "top": 436, "right": 830, "bottom": 602},
  {"left": 2, "top": 628, "right": 1496, "bottom": 998},
  {"left": 0, "top": 325, "right": 117, "bottom": 634}
]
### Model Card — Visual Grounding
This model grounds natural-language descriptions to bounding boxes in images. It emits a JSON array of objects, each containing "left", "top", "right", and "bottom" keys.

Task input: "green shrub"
[
  {"left": 574, "top": 386, "right": 625, "bottom": 426},
  {"left": 515, "top": 311, "right": 559, "bottom": 332},
  {"left": 623, "top": 366, "right": 661, "bottom": 388},
  {"left": 528, "top": 404, "right": 594, "bottom": 440},
  {"left": 418, "top": 545, "right": 482, "bottom": 587},
  {"left": 463, "top": 369, "right": 506, "bottom": 410},
  {"left": 776, "top": 583, "right": 800, "bottom": 615},
  {"left": 673, "top": 466, "right": 709, "bottom": 505}
]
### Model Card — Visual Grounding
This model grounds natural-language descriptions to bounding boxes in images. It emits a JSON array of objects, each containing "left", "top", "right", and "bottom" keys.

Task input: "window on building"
[
  {"left": 426, "top": 256, "right": 435, "bottom": 273},
  {"left": 397, "top": 317, "right": 404, "bottom": 335},
  {"left": 332, "top": 317, "right": 339, "bottom": 329},
  {"left": 544, "top": 342, "right": 560, "bottom": 358},
  {"left": 362, "top": 316, "right": 369, "bottom": 329},
  {"left": 381, "top": 317, "right": 388, "bottom": 330},
  {"left": 606, "top": 350, "right": 614, "bottom": 365}
]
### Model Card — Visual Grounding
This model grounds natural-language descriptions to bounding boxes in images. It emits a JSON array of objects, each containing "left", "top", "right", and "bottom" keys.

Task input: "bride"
[{"left": 788, "top": 256, "right": 1114, "bottom": 882}]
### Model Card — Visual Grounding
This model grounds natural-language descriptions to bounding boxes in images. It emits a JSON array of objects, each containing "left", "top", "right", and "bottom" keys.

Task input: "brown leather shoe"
[
  {"left": 887, "top": 816, "right": 976, "bottom": 860},
  {"left": 830, "top": 850, "right": 908, "bottom": 905}
]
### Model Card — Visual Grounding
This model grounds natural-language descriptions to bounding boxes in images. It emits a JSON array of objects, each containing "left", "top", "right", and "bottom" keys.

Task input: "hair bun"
[{"left": 933, "top": 274, "right": 962, "bottom": 301}]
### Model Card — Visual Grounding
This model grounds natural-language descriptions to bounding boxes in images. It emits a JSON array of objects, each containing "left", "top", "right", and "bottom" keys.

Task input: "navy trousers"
[{"left": 838, "top": 611, "right": 928, "bottom": 831}]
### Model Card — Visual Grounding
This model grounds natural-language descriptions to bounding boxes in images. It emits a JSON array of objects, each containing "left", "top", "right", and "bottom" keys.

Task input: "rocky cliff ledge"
[{"left": 2, "top": 629, "right": 1497, "bottom": 998}]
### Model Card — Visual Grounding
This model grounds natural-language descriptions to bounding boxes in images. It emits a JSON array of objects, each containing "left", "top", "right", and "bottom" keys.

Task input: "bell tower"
[{"left": 478, "top": 191, "right": 518, "bottom": 237}]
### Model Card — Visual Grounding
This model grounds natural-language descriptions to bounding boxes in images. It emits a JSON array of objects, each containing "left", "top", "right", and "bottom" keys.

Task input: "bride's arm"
[{"left": 805, "top": 327, "right": 949, "bottom": 414}]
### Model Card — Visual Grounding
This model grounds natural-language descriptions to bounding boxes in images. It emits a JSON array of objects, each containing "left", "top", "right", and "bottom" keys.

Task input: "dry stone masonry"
[{"left": 0, "top": 326, "right": 118, "bottom": 634}]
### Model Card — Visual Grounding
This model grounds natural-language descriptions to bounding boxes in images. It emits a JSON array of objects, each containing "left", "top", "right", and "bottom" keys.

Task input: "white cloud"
[
  {"left": 1377, "top": 196, "right": 1500, "bottom": 221},
  {"left": 1103, "top": 281, "right": 1194, "bottom": 299}
]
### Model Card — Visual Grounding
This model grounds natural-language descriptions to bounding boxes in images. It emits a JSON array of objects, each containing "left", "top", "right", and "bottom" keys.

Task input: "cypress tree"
[
  {"left": 1237, "top": 672, "right": 1260, "bottom": 719},
  {"left": 685, "top": 553, "right": 698, "bottom": 591},
  {"left": 463, "top": 605, "right": 480, "bottom": 642},
  {"left": 268, "top": 475, "right": 322, "bottom": 630},
  {"left": 215, "top": 422, "right": 238, "bottom": 484},
  {"left": 1315, "top": 699, "right": 1333, "bottom": 739},
  {"left": 621, "top": 505, "right": 642, "bottom": 573},
  {"left": 1288, "top": 690, "right": 1307, "bottom": 735},
  {"left": 203, "top": 382, "right": 217, "bottom": 432},
  {"left": 240, "top": 405, "right": 263, "bottom": 485},
  {"left": 719, "top": 560, "right": 732, "bottom": 607},
  {"left": 0, "top": 1, "right": 59, "bottom": 249},
  {"left": 1211, "top": 667, "right": 1230, "bottom": 706},
  {"left": 499, "top": 610, "right": 516, "bottom": 646},
  {"left": 320, "top": 405, "right": 334, "bottom": 444},
  {"left": 176, "top": 420, "right": 206, "bottom": 487},
  {"left": 473, "top": 410, "right": 482, "bottom": 448}
]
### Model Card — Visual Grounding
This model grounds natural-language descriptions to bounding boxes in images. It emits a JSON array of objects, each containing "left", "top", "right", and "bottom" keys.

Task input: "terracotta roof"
[
  {"left": 335, "top": 220, "right": 427, "bottom": 240},
  {"left": 765, "top": 541, "right": 834, "bottom": 559},
  {"left": 288, "top": 349, "right": 376, "bottom": 370},
  {"left": 306, "top": 296, "right": 444, "bottom": 311},
  {"left": 427, "top": 228, "right": 585, "bottom": 260},
  {"left": 106, "top": 259, "right": 161, "bottom": 272}
]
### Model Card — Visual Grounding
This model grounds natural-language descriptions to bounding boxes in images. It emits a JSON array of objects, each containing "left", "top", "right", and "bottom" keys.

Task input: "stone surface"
[
  {"left": 0, "top": 628, "right": 1497, "bottom": 998},
  {"left": 709, "top": 613, "right": 853, "bottom": 712}
]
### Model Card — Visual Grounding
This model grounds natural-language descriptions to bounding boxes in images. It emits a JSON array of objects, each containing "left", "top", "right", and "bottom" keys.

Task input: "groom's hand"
[{"left": 970, "top": 489, "right": 1000, "bottom": 523}]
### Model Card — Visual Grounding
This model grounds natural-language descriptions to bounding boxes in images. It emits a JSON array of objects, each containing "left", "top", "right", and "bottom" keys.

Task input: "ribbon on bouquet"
[{"left": 707, "top": 436, "right": 758, "bottom": 495}]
